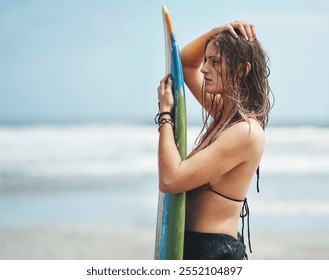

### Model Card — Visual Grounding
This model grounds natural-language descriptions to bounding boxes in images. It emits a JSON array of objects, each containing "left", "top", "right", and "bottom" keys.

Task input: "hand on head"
[{"left": 222, "top": 20, "right": 256, "bottom": 41}]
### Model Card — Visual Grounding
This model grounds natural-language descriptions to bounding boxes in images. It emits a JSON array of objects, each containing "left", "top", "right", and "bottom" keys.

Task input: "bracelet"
[
  {"left": 158, "top": 118, "right": 174, "bottom": 132},
  {"left": 154, "top": 111, "right": 173, "bottom": 124}
]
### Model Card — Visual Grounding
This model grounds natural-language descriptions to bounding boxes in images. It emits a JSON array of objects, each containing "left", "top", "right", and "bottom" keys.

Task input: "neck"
[{"left": 217, "top": 94, "right": 235, "bottom": 127}]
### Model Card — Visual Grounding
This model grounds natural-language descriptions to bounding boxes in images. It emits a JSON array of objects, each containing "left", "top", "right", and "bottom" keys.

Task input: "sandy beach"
[
  {"left": 1, "top": 225, "right": 328, "bottom": 260},
  {"left": 0, "top": 225, "right": 155, "bottom": 260}
]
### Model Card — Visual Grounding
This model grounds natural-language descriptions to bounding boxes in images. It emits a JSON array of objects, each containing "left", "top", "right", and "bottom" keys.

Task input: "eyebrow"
[
  {"left": 205, "top": 50, "right": 220, "bottom": 58},
  {"left": 206, "top": 55, "right": 220, "bottom": 59}
]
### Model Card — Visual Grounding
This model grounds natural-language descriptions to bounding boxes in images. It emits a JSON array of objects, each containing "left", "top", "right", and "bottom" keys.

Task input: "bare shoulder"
[
  {"left": 216, "top": 118, "right": 265, "bottom": 153},
  {"left": 237, "top": 118, "right": 264, "bottom": 142}
]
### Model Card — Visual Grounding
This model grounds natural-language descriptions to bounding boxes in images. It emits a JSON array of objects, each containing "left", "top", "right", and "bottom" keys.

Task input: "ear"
[
  {"left": 238, "top": 62, "right": 252, "bottom": 78},
  {"left": 245, "top": 62, "right": 251, "bottom": 76}
]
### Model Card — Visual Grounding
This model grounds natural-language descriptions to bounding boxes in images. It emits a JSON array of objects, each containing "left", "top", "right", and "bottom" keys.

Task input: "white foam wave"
[
  {"left": 253, "top": 200, "right": 329, "bottom": 215},
  {"left": 261, "top": 154, "right": 329, "bottom": 174},
  {"left": 0, "top": 124, "right": 158, "bottom": 177},
  {"left": 0, "top": 124, "right": 328, "bottom": 177}
]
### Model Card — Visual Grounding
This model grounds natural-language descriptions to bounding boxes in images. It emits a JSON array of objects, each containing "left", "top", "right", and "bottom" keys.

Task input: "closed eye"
[{"left": 212, "top": 58, "right": 220, "bottom": 66}]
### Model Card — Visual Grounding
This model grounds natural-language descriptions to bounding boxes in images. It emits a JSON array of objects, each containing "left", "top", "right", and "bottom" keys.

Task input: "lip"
[{"left": 204, "top": 77, "right": 212, "bottom": 84}]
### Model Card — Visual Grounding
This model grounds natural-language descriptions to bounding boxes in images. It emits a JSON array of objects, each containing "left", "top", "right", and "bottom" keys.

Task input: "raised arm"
[
  {"left": 180, "top": 28, "right": 222, "bottom": 114},
  {"left": 180, "top": 21, "right": 256, "bottom": 114}
]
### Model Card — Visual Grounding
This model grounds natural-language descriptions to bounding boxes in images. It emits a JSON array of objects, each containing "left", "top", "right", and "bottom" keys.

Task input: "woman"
[{"left": 156, "top": 21, "right": 271, "bottom": 260}]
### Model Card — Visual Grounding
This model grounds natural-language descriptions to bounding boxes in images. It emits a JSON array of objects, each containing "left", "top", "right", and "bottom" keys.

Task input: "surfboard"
[{"left": 154, "top": 5, "right": 187, "bottom": 260}]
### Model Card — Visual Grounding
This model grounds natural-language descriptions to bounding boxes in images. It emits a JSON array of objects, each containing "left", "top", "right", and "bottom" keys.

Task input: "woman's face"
[{"left": 201, "top": 42, "right": 229, "bottom": 95}]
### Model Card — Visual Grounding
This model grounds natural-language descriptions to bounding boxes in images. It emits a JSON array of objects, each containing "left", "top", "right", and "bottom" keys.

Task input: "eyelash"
[
  {"left": 212, "top": 59, "right": 219, "bottom": 65},
  {"left": 203, "top": 58, "right": 219, "bottom": 66}
]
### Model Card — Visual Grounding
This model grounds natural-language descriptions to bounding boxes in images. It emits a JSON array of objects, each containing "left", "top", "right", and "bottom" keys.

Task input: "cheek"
[
  {"left": 215, "top": 75, "right": 224, "bottom": 87},
  {"left": 215, "top": 76, "right": 231, "bottom": 93}
]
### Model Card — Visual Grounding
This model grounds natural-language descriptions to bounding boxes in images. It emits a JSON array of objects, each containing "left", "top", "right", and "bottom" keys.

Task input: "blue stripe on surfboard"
[
  {"left": 170, "top": 33, "right": 185, "bottom": 96},
  {"left": 159, "top": 193, "right": 170, "bottom": 259}
]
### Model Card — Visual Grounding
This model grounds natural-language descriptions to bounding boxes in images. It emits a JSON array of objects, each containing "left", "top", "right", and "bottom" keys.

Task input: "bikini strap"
[
  {"left": 202, "top": 183, "right": 245, "bottom": 203},
  {"left": 242, "top": 167, "right": 261, "bottom": 258},
  {"left": 240, "top": 198, "right": 252, "bottom": 258},
  {"left": 256, "top": 166, "right": 260, "bottom": 193}
]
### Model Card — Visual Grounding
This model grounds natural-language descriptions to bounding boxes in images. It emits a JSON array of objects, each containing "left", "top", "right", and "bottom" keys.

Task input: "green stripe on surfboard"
[{"left": 166, "top": 87, "right": 187, "bottom": 260}]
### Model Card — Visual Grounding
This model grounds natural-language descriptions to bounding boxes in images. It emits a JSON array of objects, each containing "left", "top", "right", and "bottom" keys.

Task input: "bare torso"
[{"left": 185, "top": 119, "right": 263, "bottom": 239}]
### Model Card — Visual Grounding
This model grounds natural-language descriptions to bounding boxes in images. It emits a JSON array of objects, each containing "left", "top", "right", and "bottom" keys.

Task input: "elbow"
[
  {"left": 159, "top": 181, "right": 174, "bottom": 194},
  {"left": 159, "top": 178, "right": 180, "bottom": 194}
]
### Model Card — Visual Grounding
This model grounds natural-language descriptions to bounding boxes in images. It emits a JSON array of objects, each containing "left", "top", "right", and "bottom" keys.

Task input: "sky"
[{"left": 0, "top": 0, "right": 328, "bottom": 125}]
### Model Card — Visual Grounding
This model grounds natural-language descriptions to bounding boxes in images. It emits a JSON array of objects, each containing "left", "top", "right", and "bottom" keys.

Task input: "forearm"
[
  {"left": 158, "top": 122, "right": 182, "bottom": 193},
  {"left": 181, "top": 27, "right": 223, "bottom": 69},
  {"left": 180, "top": 27, "right": 224, "bottom": 113}
]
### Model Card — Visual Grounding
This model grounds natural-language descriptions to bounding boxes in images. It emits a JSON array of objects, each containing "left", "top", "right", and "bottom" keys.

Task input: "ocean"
[{"left": 0, "top": 123, "right": 328, "bottom": 259}]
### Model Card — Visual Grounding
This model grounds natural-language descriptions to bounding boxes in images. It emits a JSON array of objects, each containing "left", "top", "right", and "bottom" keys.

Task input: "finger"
[
  {"left": 166, "top": 76, "right": 172, "bottom": 87},
  {"left": 158, "top": 82, "right": 166, "bottom": 92},
  {"left": 250, "top": 24, "right": 256, "bottom": 40},
  {"left": 160, "top": 73, "right": 171, "bottom": 84},
  {"left": 225, "top": 23, "right": 238, "bottom": 39},
  {"left": 240, "top": 20, "right": 253, "bottom": 41},
  {"left": 160, "top": 75, "right": 171, "bottom": 93},
  {"left": 232, "top": 21, "right": 248, "bottom": 41},
  {"left": 159, "top": 79, "right": 165, "bottom": 94}
]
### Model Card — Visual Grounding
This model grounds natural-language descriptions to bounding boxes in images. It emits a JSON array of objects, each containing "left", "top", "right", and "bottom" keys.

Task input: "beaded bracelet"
[
  {"left": 154, "top": 111, "right": 173, "bottom": 124},
  {"left": 158, "top": 118, "right": 174, "bottom": 132}
]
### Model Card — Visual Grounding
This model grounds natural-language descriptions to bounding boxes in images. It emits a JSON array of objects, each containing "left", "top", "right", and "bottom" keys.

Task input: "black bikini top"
[{"left": 200, "top": 167, "right": 260, "bottom": 258}]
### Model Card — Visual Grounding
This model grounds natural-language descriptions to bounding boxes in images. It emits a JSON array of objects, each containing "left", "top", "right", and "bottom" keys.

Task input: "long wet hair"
[{"left": 196, "top": 30, "right": 273, "bottom": 148}]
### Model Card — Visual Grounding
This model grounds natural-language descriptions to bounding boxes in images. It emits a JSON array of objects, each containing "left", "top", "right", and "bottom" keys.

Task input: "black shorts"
[{"left": 183, "top": 230, "right": 246, "bottom": 260}]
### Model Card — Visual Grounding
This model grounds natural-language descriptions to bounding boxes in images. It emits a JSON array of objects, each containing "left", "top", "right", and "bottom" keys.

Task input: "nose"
[{"left": 200, "top": 63, "right": 209, "bottom": 74}]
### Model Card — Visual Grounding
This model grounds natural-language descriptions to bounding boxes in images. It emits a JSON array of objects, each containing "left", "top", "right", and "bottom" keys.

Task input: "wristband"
[
  {"left": 154, "top": 111, "right": 173, "bottom": 124},
  {"left": 158, "top": 118, "right": 174, "bottom": 132}
]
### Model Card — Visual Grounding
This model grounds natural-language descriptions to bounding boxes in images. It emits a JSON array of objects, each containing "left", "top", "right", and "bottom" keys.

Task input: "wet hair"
[{"left": 196, "top": 30, "right": 273, "bottom": 147}]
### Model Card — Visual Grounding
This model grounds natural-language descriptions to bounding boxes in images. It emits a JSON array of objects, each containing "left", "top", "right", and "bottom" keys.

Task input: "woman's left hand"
[
  {"left": 157, "top": 73, "right": 174, "bottom": 113},
  {"left": 220, "top": 20, "right": 256, "bottom": 41}
]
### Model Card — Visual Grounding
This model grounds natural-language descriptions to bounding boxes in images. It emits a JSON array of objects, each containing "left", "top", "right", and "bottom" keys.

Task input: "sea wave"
[
  {"left": 0, "top": 124, "right": 328, "bottom": 177},
  {"left": 252, "top": 200, "right": 329, "bottom": 215}
]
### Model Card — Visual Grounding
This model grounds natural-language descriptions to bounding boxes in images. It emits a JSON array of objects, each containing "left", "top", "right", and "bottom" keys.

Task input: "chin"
[
  {"left": 204, "top": 85, "right": 215, "bottom": 94},
  {"left": 206, "top": 88, "right": 221, "bottom": 96}
]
